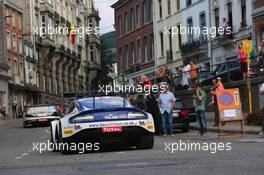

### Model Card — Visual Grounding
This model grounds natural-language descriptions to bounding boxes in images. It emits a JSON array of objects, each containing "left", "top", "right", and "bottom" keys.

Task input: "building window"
[
  {"left": 12, "top": 34, "right": 17, "bottom": 51},
  {"left": 118, "top": 16, "right": 122, "bottom": 36},
  {"left": 142, "top": 0, "right": 147, "bottom": 24},
  {"left": 124, "top": 45, "right": 128, "bottom": 69},
  {"left": 167, "top": 0, "right": 171, "bottom": 15},
  {"left": 124, "top": 12, "right": 128, "bottom": 34},
  {"left": 130, "top": 8, "right": 134, "bottom": 31},
  {"left": 6, "top": 31, "right": 11, "bottom": 49},
  {"left": 241, "top": 0, "right": 246, "bottom": 27},
  {"left": 41, "top": 15, "right": 45, "bottom": 37},
  {"left": 200, "top": 12, "right": 206, "bottom": 37},
  {"left": 186, "top": 0, "right": 192, "bottom": 7},
  {"left": 143, "top": 37, "right": 148, "bottom": 63},
  {"left": 18, "top": 14, "right": 22, "bottom": 30},
  {"left": 6, "top": 7, "right": 10, "bottom": 24},
  {"left": 18, "top": 37, "right": 22, "bottom": 54},
  {"left": 177, "top": 25, "right": 182, "bottom": 49},
  {"left": 177, "top": 0, "right": 180, "bottom": 10},
  {"left": 90, "top": 45, "right": 94, "bottom": 62},
  {"left": 214, "top": 8, "right": 219, "bottom": 37},
  {"left": 159, "top": 0, "right": 162, "bottom": 19},
  {"left": 187, "top": 18, "right": 193, "bottom": 42},
  {"left": 160, "top": 32, "right": 164, "bottom": 56},
  {"left": 12, "top": 10, "right": 15, "bottom": 27},
  {"left": 149, "top": 0, "right": 153, "bottom": 21},
  {"left": 119, "top": 47, "right": 123, "bottom": 70},
  {"left": 136, "top": 39, "right": 141, "bottom": 63},
  {"left": 136, "top": 5, "right": 140, "bottom": 28},
  {"left": 150, "top": 34, "right": 154, "bottom": 60},
  {"left": 48, "top": 16, "right": 53, "bottom": 39},
  {"left": 131, "top": 42, "right": 135, "bottom": 64},
  {"left": 227, "top": 3, "right": 233, "bottom": 29}
]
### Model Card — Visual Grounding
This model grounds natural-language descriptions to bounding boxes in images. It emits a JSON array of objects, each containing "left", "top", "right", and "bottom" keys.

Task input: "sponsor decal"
[
  {"left": 64, "top": 125, "right": 74, "bottom": 130},
  {"left": 104, "top": 114, "right": 119, "bottom": 120},
  {"left": 64, "top": 130, "right": 73, "bottom": 135},
  {"left": 74, "top": 125, "right": 82, "bottom": 130},
  {"left": 102, "top": 126, "right": 123, "bottom": 133}
]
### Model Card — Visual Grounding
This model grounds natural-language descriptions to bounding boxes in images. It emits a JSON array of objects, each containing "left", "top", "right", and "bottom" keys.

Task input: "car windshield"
[
  {"left": 79, "top": 97, "right": 133, "bottom": 110},
  {"left": 26, "top": 106, "right": 56, "bottom": 114}
]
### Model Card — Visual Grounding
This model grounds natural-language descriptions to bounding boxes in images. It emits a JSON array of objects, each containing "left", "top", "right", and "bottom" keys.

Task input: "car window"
[
  {"left": 26, "top": 106, "right": 56, "bottom": 114},
  {"left": 79, "top": 97, "right": 133, "bottom": 109},
  {"left": 66, "top": 103, "right": 77, "bottom": 114}
]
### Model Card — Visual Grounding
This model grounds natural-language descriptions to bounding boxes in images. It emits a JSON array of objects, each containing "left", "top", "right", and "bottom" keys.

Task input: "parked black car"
[{"left": 172, "top": 99, "right": 197, "bottom": 132}]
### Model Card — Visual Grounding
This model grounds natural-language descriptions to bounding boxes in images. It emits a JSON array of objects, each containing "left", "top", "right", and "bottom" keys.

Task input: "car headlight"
[
  {"left": 127, "top": 112, "right": 147, "bottom": 119},
  {"left": 70, "top": 115, "right": 94, "bottom": 123}
]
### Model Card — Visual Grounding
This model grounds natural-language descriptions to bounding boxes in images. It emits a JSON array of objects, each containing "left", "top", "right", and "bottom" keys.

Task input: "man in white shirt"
[
  {"left": 158, "top": 82, "right": 176, "bottom": 136},
  {"left": 259, "top": 83, "right": 264, "bottom": 136},
  {"left": 180, "top": 61, "right": 191, "bottom": 89}
]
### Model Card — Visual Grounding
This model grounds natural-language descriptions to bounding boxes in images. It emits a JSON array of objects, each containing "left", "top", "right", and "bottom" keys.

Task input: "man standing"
[
  {"left": 158, "top": 82, "right": 176, "bottom": 136},
  {"left": 259, "top": 83, "right": 264, "bottom": 136},
  {"left": 196, "top": 83, "right": 207, "bottom": 135},
  {"left": 180, "top": 60, "right": 191, "bottom": 90}
]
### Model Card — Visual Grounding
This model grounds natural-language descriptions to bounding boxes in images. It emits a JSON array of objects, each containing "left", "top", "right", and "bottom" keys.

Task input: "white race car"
[{"left": 50, "top": 96, "right": 155, "bottom": 154}]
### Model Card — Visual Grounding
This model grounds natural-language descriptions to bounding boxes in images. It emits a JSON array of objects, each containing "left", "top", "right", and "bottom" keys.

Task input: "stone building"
[{"left": 18, "top": 0, "right": 101, "bottom": 105}]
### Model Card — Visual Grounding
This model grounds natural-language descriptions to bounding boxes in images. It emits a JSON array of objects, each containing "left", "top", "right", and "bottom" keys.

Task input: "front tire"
[{"left": 137, "top": 134, "right": 154, "bottom": 149}]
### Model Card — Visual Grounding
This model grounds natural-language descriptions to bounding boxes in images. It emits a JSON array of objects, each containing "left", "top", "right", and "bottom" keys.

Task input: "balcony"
[
  {"left": 135, "top": 63, "right": 142, "bottom": 72},
  {"left": 181, "top": 35, "right": 208, "bottom": 57},
  {"left": 216, "top": 33, "right": 234, "bottom": 46}
]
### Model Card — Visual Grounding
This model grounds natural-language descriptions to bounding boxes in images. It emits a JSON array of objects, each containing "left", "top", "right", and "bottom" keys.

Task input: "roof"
[{"left": 111, "top": 0, "right": 128, "bottom": 9}]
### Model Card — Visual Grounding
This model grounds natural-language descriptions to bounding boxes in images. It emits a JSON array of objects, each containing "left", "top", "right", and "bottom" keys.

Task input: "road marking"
[
  {"left": 21, "top": 153, "right": 29, "bottom": 156},
  {"left": 15, "top": 156, "right": 22, "bottom": 159},
  {"left": 116, "top": 152, "right": 125, "bottom": 154},
  {"left": 116, "top": 162, "right": 149, "bottom": 167},
  {"left": 45, "top": 129, "right": 50, "bottom": 134}
]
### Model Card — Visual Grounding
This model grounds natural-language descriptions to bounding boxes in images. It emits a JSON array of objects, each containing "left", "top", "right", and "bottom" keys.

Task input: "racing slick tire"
[
  {"left": 137, "top": 134, "right": 154, "bottom": 149},
  {"left": 23, "top": 122, "right": 28, "bottom": 128},
  {"left": 50, "top": 126, "right": 60, "bottom": 152},
  {"left": 58, "top": 124, "right": 73, "bottom": 155}
]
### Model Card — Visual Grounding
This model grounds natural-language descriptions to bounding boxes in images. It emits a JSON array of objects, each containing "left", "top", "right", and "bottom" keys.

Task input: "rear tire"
[
  {"left": 182, "top": 121, "right": 190, "bottom": 133},
  {"left": 58, "top": 124, "right": 72, "bottom": 155},
  {"left": 50, "top": 126, "right": 60, "bottom": 152},
  {"left": 137, "top": 134, "right": 154, "bottom": 149}
]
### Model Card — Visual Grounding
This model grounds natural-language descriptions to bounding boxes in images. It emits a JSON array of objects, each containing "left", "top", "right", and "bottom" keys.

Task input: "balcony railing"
[
  {"left": 166, "top": 50, "right": 173, "bottom": 63},
  {"left": 181, "top": 35, "right": 208, "bottom": 55},
  {"left": 65, "top": 48, "right": 71, "bottom": 58}
]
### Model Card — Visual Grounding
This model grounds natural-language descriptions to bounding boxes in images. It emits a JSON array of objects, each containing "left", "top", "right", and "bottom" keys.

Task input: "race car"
[
  {"left": 50, "top": 96, "right": 155, "bottom": 154},
  {"left": 23, "top": 105, "right": 61, "bottom": 128}
]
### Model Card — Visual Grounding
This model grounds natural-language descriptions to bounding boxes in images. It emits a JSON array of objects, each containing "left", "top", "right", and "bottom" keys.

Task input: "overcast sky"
[{"left": 94, "top": 0, "right": 118, "bottom": 34}]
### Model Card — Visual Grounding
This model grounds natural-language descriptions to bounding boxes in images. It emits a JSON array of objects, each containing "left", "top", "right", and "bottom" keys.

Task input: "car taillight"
[{"left": 180, "top": 109, "right": 190, "bottom": 117}]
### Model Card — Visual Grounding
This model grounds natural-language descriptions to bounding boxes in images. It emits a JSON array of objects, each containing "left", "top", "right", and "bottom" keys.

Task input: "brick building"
[
  {"left": 4, "top": 1, "right": 24, "bottom": 116},
  {"left": 253, "top": 0, "right": 264, "bottom": 49},
  {"left": 112, "top": 0, "right": 155, "bottom": 83}
]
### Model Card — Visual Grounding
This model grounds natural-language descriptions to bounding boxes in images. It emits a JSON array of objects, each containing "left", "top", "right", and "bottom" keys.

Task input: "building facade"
[
  {"left": 112, "top": 0, "right": 155, "bottom": 83},
  {"left": 20, "top": 0, "right": 101, "bottom": 105},
  {"left": 0, "top": 0, "right": 10, "bottom": 115},
  {"left": 3, "top": 0, "right": 24, "bottom": 116},
  {"left": 153, "top": 0, "right": 182, "bottom": 70},
  {"left": 211, "top": 0, "right": 253, "bottom": 66},
  {"left": 253, "top": 0, "right": 264, "bottom": 50}
]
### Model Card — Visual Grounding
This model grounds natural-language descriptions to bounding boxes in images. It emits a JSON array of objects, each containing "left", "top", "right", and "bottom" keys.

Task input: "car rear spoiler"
[{"left": 63, "top": 91, "right": 145, "bottom": 109}]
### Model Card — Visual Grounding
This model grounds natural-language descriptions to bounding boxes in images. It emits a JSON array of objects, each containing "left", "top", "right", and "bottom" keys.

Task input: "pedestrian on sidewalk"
[
  {"left": 0, "top": 98, "right": 2, "bottom": 119},
  {"left": 195, "top": 83, "right": 207, "bottom": 135},
  {"left": 158, "top": 82, "right": 176, "bottom": 137},
  {"left": 259, "top": 83, "right": 264, "bottom": 136}
]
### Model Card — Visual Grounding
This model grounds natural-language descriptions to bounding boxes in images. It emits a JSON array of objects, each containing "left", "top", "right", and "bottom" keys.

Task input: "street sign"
[{"left": 216, "top": 88, "right": 245, "bottom": 139}]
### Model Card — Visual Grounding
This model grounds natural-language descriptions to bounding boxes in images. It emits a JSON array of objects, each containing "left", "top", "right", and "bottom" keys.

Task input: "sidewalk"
[{"left": 190, "top": 120, "right": 261, "bottom": 135}]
